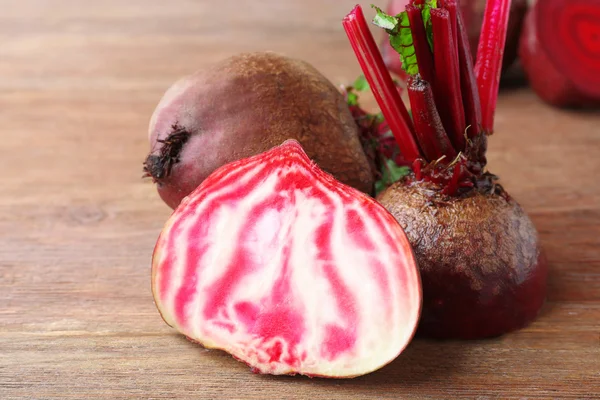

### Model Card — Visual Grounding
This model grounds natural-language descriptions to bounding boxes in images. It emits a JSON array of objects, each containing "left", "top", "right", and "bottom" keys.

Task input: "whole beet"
[
  {"left": 144, "top": 52, "right": 374, "bottom": 209},
  {"left": 377, "top": 179, "right": 548, "bottom": 339}
]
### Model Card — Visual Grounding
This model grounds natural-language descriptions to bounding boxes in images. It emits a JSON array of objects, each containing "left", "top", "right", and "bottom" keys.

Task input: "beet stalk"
[
  {"left": 407, "top": 77, "right": 456, "bottom": 162},
  {"left": 380, "top": 0, "right": 529, "bottom": 80},
  {"left": 456, "top": 8, "right": 483, "bottom": 137},
  {"left": 439, "top": 0, "right": 459, "bottom": 63},
  {"left": 152, "top": 140, "right": 421, "bottom": 377},
  {"left": 431, "top": 7, "right": 466, "bottom": 150},
  {"left": 475, "top": 0, "right": 512, "bottom": 133},
  {"left": 406, "top": 4, "right": 435, "bottom": 85},
  {"left": 343, "top": 6, "right": 422, "bottom": 163}
]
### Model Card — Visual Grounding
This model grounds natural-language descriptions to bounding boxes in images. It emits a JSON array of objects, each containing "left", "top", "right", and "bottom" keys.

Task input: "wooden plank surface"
[{"left": 1, "top": 0, "right": 599, "bottom": 398}]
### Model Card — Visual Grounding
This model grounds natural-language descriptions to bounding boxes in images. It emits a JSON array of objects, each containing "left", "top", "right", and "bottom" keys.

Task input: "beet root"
[
  {"left": 377, "top": 179, "right": 548, "bottom": 339},
  {"left": 151, "top": 140, "right": 422, "bottom": 377},
  {"left": 144, "top": 52, "right": 374, "bottom": 209},
  {"left": 519, "top": 0, "right": 600, "bottom": 108}
]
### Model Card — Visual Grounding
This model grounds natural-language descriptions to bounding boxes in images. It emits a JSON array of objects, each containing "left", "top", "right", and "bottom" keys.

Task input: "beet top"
[{"left": 343, "top": 1, "right": 548, "bottom": 338}]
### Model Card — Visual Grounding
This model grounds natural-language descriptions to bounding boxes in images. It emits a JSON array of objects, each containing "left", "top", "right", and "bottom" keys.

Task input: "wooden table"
[{"left": 2, "top": 1, "right": 599, "bottom": 398}]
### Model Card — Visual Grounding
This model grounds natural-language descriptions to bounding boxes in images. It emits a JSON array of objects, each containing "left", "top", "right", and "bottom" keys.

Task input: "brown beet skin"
[
  {"left": 377, "top": 179, "right": 548, "bottom": 339},
  {"left": 146, "top": 52, "right": 374, "bottom": 209}
]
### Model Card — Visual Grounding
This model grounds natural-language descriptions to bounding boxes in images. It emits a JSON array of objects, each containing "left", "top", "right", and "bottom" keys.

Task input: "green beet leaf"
[
  {"left": 371, "top": 1, "right": 438, "bottom": 76},
  {"left": 353, "top": 75, "right": 370, "bottom": 92},
  {"left": 375, "top": 158, "right": 411, "bottom": 195}
]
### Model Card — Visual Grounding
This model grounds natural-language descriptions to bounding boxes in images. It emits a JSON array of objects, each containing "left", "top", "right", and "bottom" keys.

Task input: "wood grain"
[{"left": 1, "top": 0, "right": 599, "bottom": 398}]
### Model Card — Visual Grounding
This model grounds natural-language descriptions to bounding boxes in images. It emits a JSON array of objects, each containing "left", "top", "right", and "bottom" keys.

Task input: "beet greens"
[{"left": 343, "top": 0, "right": 512, "bottom": 195}]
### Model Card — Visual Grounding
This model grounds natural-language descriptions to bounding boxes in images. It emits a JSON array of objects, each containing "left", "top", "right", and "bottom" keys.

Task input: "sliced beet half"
[
  {"left": 520, "top": 0, "right": 600, "bottom": 107},
  {"left": 151, "top": 140, "right": 422, "bottom": 378}
]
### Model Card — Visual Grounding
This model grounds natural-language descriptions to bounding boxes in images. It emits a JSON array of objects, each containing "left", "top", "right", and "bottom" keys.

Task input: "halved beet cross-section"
[
  {"left": 151, "top": 140, "right": 421, "bottom": 378},
  {"left": 520, "top": 0, "right": 600, "bottom": 107}
]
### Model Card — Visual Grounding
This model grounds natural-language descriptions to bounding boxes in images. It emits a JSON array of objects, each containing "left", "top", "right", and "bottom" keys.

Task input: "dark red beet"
[
  {"left": 519, "top": 0, "right": 600, "bottom": 108},
  {"left": 345, "top": 1, "right": 548, "bottom": 339},
  {"left": 376, "top": 179, "right": 548, "bottom": 338},
  {"left": 151, "top": 140, "right": 421, "bottom": 377}
]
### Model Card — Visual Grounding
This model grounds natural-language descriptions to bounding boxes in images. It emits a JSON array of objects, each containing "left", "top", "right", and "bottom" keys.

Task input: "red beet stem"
[
  {"left": 407, "top": 77, "right": 457, "bottom": 163},
  {"left": 456, "top": 5, "right": 482, "bottom": 137},
  {"left": 444, "top": 163, "right": 462, "bottom": 196},
  {"left": 440, "top": 0, "right": 459, "bottom": 63},
  {"left": 475, "top": 0, "right": 512, "bottom": 133},
  {"left": 406, "top": 5, "right": 435, "bottom": 86},
  {"left": 413, "top": 159, "right": 423, "bottom": 180},
  {"left": 343, "top": 5, "right": 422, "bottom": 163},
  {"left": 431, "top": 8, "right": 465, "bottom": 151}
]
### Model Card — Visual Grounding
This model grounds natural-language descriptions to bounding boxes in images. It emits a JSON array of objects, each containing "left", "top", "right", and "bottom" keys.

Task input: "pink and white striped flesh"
[{"left": 151, "top": 140, "right": 421, "bottom": 378}]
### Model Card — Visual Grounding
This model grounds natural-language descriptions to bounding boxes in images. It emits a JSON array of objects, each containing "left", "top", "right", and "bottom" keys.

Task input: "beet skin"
[{"left": 377, "top": 179, "right": 548, "bottom": 339}]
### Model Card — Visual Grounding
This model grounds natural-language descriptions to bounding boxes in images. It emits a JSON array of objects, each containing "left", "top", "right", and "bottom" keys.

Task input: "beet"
[
  {"left": 144, "top": 52, "right": 373, "bottom": 209},
  {"left": 380, "top": 0, "right": 528, "bottom": 77},
  {"left": 377, "top": 180, "right": 547, "bottom": 338},
  {"left": 344, "top": 1, "right": 548, "bottom": 339},
  {"left": 519, "top": 0, "right": 600, "bottom": 108},
  {"left": 151, "top": 140, "right": 421, "bottom": 377}
]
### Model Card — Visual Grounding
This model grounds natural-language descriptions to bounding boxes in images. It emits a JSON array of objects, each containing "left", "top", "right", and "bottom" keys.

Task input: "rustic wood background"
[{"left": 1, "top": 0, "right": 599, "bottom": 398}]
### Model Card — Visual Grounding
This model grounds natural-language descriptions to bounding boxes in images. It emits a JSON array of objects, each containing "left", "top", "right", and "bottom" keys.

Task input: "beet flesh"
[
  {"left": 145, "top": 52, "right": 374, "bottom": 209},
  {"left": 519, "top": 0, "right": 600, "bottom": 108},
  {"left": 151, "top": 140, "right": 422, "bottom": 377},
  {"left": 377, "top": 179, "right": 548, "bottom": 339}
]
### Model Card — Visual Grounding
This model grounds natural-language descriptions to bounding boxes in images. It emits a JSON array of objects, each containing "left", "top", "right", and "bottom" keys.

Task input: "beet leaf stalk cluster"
[{"left": 343, "top": 0, "right": 512, "bottom": 195}]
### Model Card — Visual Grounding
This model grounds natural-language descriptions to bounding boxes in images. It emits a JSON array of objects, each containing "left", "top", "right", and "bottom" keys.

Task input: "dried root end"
[{"left": 143, "top": 125, "right": 190, "bottom": 182}]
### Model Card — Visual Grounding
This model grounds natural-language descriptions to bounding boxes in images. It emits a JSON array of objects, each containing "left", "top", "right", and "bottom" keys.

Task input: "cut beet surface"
[
  {"left": 143, "top": 52, "right": 374, "bottom": 210},
  {"left": 151, "top": 140, "right": 422, "bottom": 378},
  {"left": 520, "top": 0, "right": 600, "bottom": 107}
]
